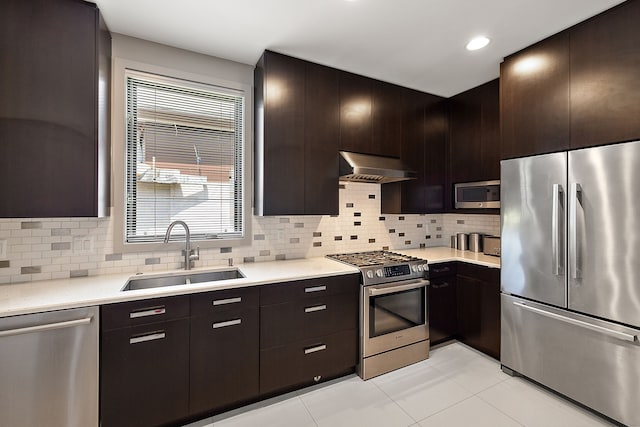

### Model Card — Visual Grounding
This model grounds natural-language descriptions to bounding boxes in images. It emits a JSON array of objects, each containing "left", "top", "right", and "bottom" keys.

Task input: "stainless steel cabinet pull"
[
  {"left": 432, "top": 267, "right": 450, "bottom": 273},
  {"left": 213, "top": 319, "right": 242, "bottom": 329},
  {"left": 130, "top": 306, "right": 166, "bottom": 319},
  {"left": 551, "top": 183, "right": 564, "bottom": 276},
  {"left": 569, "top": 183, "right": 582, "bottom": 280},
  {"left": 212, "top": 297, "right": 242, "bottom": 306},
  {"left": 304, "top": 344, "right": 327, "bottom": 354},
  {"left": 129, "top": 331, "right": 166, "bottom": 344},
  {"left": 432, "top": 282, "right": 449, "bottom": 289},
  {"left": 305, "top": 304, "right": 327, "bottom": 313},
  {"left": 514, "top": 302, "right": 636, "bottom": 342},
  {"left": 305, "top": 285, "right": 326, "bottom": 293},
  {"left": 0, "top": 317, "right": 92, "bottom": 337}
]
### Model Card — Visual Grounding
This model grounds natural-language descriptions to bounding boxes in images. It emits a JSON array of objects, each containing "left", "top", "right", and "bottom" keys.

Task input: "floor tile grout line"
[
  {"left": 297, "top": 395, "right": 320, "bottom": 427},
  {"left": 369, "top": 377, "right": 421, "bottom": 425},
  {"left": 475, "top": 384, "right": 527, "bottom": 427}
]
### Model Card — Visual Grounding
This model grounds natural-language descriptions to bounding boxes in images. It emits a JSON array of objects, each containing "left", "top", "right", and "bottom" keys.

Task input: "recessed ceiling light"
[{"left": 466, "top": 36, "right": 490, "bottom": 51}]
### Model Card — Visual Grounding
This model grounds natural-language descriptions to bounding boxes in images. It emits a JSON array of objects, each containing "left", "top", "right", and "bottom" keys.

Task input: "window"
[{"left": 124, "top": 70, "right": 245, "bottom": 244}]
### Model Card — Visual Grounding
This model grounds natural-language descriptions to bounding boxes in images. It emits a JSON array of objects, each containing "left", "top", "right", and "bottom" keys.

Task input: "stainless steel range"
[{"left": 327, "top": 251, "right": 430, "bottom": 380}]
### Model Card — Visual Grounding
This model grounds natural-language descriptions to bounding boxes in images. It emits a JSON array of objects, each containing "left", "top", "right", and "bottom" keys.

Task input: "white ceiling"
[{"left": 94, "top": 0, "right": 625, "bottom": 97}]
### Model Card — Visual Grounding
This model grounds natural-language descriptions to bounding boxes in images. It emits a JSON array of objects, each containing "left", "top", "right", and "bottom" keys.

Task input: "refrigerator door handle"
[
  {"left": 551, "top": 184, "right": 564, "bottom": 276},
  {"left": 513, "top": 301, "right": 637, "bottom": 342},
  {"left": 569, "top": 183, "right": 582, "bottom": 280}
]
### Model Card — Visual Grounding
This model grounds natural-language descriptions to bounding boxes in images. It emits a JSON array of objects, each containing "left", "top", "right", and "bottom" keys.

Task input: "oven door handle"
[{"left": 367, "top": 279, "right": 429, "bottom": 297}]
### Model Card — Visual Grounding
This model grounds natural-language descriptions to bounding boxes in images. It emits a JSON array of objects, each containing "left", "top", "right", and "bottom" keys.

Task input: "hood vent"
[{"left": 339, "top": 151, "right": 416, "bottom": 184}]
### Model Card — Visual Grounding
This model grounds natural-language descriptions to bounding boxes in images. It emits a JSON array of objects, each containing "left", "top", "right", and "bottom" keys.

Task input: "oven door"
[{"left": 362, "top": 278, "right": 429, "bottom": 358}]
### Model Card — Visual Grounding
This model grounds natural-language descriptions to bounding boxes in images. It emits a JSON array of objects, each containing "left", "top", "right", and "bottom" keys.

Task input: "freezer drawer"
[
  {"left": 0, "top": 307, "right": 99, "bottom": 427},
  {"left": 501, "top": 294, "right": 640, "bottom": 426}
]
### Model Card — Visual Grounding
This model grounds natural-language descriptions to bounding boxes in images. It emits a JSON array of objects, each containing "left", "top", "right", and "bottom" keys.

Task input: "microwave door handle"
[
  {"left": 551, "top": 184, "right": 564, "bottom": 276},
  {"left": 367, "top": 279, "right": 429, "bottom": 297}
]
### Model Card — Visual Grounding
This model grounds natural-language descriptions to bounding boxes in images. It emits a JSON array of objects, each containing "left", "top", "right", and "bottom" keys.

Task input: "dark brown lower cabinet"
[
  {"left": 189, "top": 287, "right": 260, "bottom": 417},
  {"left": 260, "top": 329, "right": 357, "bottom": 395},
  {"left": 100, "top": 318, "right": 190, "bottom": 427},
  {"left": 427, "top": 262, "right": 458, "bottom": 345},
  {"left": 259, "top": 275, "right": 359, "bottom": 395},
  {"left": 456, "top": 263, "right": 500, "bottom": 359}
]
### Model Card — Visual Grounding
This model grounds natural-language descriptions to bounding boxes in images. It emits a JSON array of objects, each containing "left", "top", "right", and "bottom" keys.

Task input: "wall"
[{"left": 0, "top": 182, "right": 499, "bottom": 284}]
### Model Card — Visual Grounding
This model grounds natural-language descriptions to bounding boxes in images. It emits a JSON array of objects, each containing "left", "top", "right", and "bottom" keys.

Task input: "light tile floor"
[{"left": 185, "top": 341, "right": 616, "bottom": 427}]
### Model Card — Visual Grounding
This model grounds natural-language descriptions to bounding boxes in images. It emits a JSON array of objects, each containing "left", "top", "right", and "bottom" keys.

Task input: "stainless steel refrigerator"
[{"left": 500, "top": 140, "right": 640, "bottom": 427}]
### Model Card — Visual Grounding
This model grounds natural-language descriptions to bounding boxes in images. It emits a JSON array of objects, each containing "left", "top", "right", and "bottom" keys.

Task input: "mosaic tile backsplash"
[{"left": 0, "top": 182, "right": 499, "bottom": 284}]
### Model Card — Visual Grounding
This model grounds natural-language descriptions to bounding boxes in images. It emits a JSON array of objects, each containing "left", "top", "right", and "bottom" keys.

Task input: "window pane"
[{"left": 125, "top": 72, "right": 244, "bottom": 243}]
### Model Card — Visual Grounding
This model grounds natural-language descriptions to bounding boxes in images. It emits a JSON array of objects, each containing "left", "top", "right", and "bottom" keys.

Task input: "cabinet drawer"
[
  {"left": 191, "top": 287, "right": 258, "bottom": 316},
  {"left": 261, "top": 292, "right": 358, "bottom": 349},
  {"left": 427, "top": 262, "right": 456, "bottom": 279},
  {"left": 260, "top": 273, "right": 360, "bottom": 305},
  {"left": 456, "top": 262, "right": 499, "bottom": 283},
  {"left": 260, "top": 329, "right": 357, "bottom": 395},
  {"left": 190, "top": 307, "right": 259, "bottom": 415},
  {"left": 101, "top": 295, "right": 190, "bottom": 331},
  {"left": 100, "top": 318, "right": 190, "bottom": 427}
]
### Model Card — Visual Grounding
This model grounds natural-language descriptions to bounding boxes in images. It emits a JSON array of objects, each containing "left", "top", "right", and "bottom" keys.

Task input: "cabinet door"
[
  {"left": 304, "top": 62, "right": 340, "bottom": 215},
  {"left": 101, "top": 319, "right": 190, "bottom": 427},
  {"left": 449, "top": 88, "right": 482, "bottom": 184},
  {"left": 500, "top": 32, "right": 570, "bottom": 159},
  {"left": 456, "top": 265, "right": 500, "bottom": 359},
  {"left": 339, "top": 71, "right": 372, "bottom": 153},
  {"left": 190, "top": 307, "right": 259, "bottom": 415},
  {"left": 570, "top": 0, "right": 640, "bottom": 148},
  {"left": 256, "top": 51, "right": 306, "bottom": 215},
  {"left": 428, "top": 276, "right": 457, "bottom": 345},
  {"left": 396, "top": 89, "right": 426, "bottom": 213},
  {"left": 0, "top": 0, "right": 99, "bottom": 217},
  {"left": 371, "top": 80, "right": 402, "bottom": 157},
  {"left": 423, "top": 98, "right": 447, "bottom": 212}
]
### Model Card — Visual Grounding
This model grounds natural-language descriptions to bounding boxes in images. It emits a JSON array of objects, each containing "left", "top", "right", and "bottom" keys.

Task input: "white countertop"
[
  {"left": 0, "top": 247, "right": 499, "bottom": 317},
  {"left": 395, "top": 247, "right": 501, "bottom": 269}
]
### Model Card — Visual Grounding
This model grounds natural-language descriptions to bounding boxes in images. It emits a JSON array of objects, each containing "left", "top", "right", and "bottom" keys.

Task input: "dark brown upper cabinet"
[
  {"left": 371, "top": 80, "right": 403, "bottom": 157},
  {"left": 381, "top": 89, "right": 447, "bottom": 214},
  {"left": 570, "top": 0, "right": 640, "bottom": 149},
  {"left": 339, "top": 71, "right": 373, "bottom": 154},
  {"left": 449, "top": 79, "right": 500, "bottom": 185},
  {"left": 254, "top": 50, "right": 339, "bottom": 216},
  {"left": 500, "top": 32, "right": 570, "bottom": 159},
  {"left": 0, "top": 0, "right": 110, "bottom": 218},
  {"left": 339, "top": 72, "right": 404, "bottom": 157}
]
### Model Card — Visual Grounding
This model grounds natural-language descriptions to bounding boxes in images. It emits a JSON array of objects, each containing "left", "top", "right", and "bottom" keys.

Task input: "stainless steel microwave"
[{"left": 454, "top": 180, "right": 500, "bottom": 209}]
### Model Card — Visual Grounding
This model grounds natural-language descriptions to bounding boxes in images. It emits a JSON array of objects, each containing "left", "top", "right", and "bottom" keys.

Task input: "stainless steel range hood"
[{"left": 338, "top": 151, "right": 416, "bottom": 184}]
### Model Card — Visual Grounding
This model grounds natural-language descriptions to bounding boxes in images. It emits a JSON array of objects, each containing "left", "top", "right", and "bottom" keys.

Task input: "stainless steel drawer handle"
[
  {"left": 213, "top": 297, "right": 242, "bottom": 306},
  {"left": 304, "top": 344, "right": 327, "bottom": 354},
  {"left": 0, "top": 317, "right": 92, "bottom": 337},
  {"left": 304, "top": 304, "right": 327, "bottom": 313},
  {"left": 432, "top": 282, "right": 450, "bottom": 289},
  {"left": 129, "top": 306, "right": 166, "bottom": 319},
  {"left": 213, "top": 319, "right": 242, "bottom": 329},
  {"left": 305, "top": 285, "right": 326, "bottom": 293},
  {"left": 129, "top": 331, "right": 166, "bottom": 344},
  {"left": 514, "top": 302, "right": 637, "bottom": 342}
]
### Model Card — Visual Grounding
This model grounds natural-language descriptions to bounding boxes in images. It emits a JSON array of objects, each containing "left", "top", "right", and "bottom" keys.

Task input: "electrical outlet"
[
  {"left": 0, "top": 239, "right": 7, "bottom": 260},
  {"left": 73, "top": 236, "right": 94, "bottom": 254}
]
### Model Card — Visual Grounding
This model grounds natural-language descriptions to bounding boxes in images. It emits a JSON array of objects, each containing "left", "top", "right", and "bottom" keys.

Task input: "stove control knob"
[
  {"left": 411, "top": 265, "right": 418, "bottom": 272},
  {"left": 417, "top": 265, "right": 423, "bottom": 272},
  {"left": 375, "top": 269, "right": 384, "bottom": 278},
  {"left": 366, "top": 270, "right": 374, "bottom": 279},
  {"left": 423, "top": 264, "right": 429, "bottom": 272}
]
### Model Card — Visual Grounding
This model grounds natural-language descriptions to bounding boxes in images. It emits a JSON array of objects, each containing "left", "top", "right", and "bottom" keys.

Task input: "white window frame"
[{"left": 112, "top": 58, "right": 252, "bottom": 253}]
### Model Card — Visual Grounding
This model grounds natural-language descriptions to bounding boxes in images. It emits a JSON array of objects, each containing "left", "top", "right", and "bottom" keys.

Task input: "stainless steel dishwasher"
[{"left": 0, "top": 306, "right": 99, "bottom": 427}]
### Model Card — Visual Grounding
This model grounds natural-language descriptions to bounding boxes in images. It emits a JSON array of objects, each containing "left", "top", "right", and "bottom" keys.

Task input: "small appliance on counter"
[
  {"left": 483, "top": 235, "right": 500, "bottom": 257},
  {"left": 468, "top": 233, "right": 483, "bottom": 252},
  {"left": 456, "top": 233, "right": 468, "bottom": 251}
]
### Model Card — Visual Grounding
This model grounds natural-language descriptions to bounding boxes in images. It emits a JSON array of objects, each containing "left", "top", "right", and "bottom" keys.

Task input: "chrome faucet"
[{"left": 164, "top": 220, "right": 200, "bottom": 270}]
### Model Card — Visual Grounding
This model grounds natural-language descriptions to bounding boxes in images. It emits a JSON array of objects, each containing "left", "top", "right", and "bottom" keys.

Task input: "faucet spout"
[{"left": 164, "top": 221, "right": 199, "bottom": 270}]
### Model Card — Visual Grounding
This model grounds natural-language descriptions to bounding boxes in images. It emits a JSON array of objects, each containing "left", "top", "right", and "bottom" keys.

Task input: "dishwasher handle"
[{"left": 0, "top": 317, "right": 93, "bottom": 338}]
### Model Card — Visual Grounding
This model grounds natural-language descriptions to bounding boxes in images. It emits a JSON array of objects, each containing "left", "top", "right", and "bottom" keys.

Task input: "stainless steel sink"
[{"left": 121, "top": 268, "right": 245, "bottom": 291}]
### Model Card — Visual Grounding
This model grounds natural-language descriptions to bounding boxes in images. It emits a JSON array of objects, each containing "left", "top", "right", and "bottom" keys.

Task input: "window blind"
[{"left": 125, "top": 71, "right": 244, "bottom": 243}]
